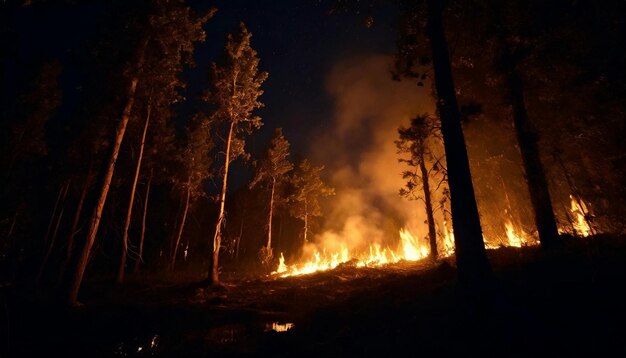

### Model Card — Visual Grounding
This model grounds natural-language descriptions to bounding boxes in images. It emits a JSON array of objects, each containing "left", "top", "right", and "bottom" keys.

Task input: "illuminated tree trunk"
[
  {"left": 504, "top": 62, "right": 560, "bottom": 247},
  {"left": 266, "top": 177, "right": 276, "bottom": 251},
  {"left": 425, "top": 0, "right": 492, "bottom": 285},
  {"left": 133, "top": 169, "right": 152, "bottom": 273},
  {"left": 303, "top": 199, "right": 308, "bottom": 243},
  {"left": 171, "top": 183, "right": 190, "bottom": 270},
  {"left": 210, "top": 121, "right": 235, "bottom": 285},
  {"left": 116, "top": 102, "right": 151, "bottom": 284},
  {"left": 62, "top": 164, "right": 92, "bottom": 278},
  {"left": 418, "top": 152, "right": 438, "bottom": 259},
  {"left": 37, "top": 180, "right": 70, "bottom": 283},
  {"left": 67, "top": 66, "right": 143, "bottom": 305}
]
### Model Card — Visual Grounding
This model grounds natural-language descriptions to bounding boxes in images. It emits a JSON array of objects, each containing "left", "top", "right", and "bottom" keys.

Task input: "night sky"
[
  {"left": 2, "top": 0, "right": 401, "bottom": 188},
  {"left": 201, "top": 0, "right": 399, "bottom": 157}
]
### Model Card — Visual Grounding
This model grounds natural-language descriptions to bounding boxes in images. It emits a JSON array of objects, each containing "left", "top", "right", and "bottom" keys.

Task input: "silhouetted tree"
[
  {"left": 68, "top": 1, "right": 212, "bottom": 304},
  {"left": 250, "top": 128, "right": 293, "bottom": 266},
  {"left": 115, "top": 2, "right": 214, "bottom": 283},
  {"left": 394, "top": 0, "right": 492, "bottom": 286},
  {"left": 289, "top": 160, "right": 334, "bottom": 244},
  {"left": 396, "top": 114, "right": 446, "bottom": 259},
  {"left": 170, "top": 114, "right": 213, "bottom": 270},
  {"left": 207, "top": 23, "right": 267, "bottom": 285}
]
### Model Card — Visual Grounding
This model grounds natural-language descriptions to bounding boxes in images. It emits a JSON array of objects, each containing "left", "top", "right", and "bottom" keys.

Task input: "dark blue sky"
[
  {"left": 195, "top": 0, "right": 399, "bottom": 157},
  {"left": 1, "top": 0, "right": 400, "bottom": 189}
]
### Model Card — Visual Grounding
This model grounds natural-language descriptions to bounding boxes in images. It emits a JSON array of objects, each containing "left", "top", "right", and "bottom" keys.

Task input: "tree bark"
[
  {"left": 303, "top": 199, "right": 308, "bottom": 243},
  {"left": 171, "top": 184, "right": 190, "bottom": 270},
  {"left": 418, "top": 151, "right": 438, "bottom": 259},
  {"left": 425, "top": 0, "right": 492, "bottom": 286},
  {"left": 66, "top": 46, "right": 145, "bottom": 305},
  {"left": 209, "top": 121, "right": 235, "bottom": 285},
  {"left": 267, "top": 178, "right": 276, "bottom": 250},
  {"left": 504, "top": 60, "right": 560, "bottom": 246},
  {"left": 62, "top": 164, "right": 93, "bottom": 278},
  {"left": 37, "top": 180, "right": 70, "bottom": 283},
  {"left": 116, "top": 102, "right": 151, "bottom": 284},
  {"left": 133, "top": 168, "right": 152, "bottom": 273}
]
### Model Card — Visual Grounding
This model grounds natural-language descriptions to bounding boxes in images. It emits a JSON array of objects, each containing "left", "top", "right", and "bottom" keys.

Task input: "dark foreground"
[{"left": 4, "top": 235, "right": 626, "bottom": 357}]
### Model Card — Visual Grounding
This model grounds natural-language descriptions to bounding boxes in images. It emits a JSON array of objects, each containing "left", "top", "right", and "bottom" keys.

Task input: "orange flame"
[
  {"left": 272, "top": 228, "right": 430, "bottom": 277},
  {"left": 569, "top": 195, "right": 592, "bottom": 237}
]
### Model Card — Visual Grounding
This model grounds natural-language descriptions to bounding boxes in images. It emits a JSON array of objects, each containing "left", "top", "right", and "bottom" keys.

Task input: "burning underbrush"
[{"left": 271, "top": 195, "right": 594, "bottom": 278}]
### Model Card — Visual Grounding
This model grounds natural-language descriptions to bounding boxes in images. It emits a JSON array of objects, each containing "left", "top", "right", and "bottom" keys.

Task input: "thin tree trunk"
[
  {"left": 133, "top": 168, "right": 152, "bottom": 273},
  {"left": 171, "top": 184, "right": 190, "bottom": 270},
  {"left": 504, "top": 58, "right": 560, "bottom": 247},
  {"left": 418, "top": 152, "right": 438, "bottom": 259},
  {"left": 63, "top": 165, "right": 93, "bottom": 274},
  {"left": 267, "top": 178, "right": 275, "bottom": 250},
  {"left": 67, "top": 46, "right": 145, "bottom": 305},
  {"left": 116, "top": 102, "right": 151, "bottom": 284},
  {"left": 277, "top": 213, "right": 283, "bottom": 253},
  {"left": 169, "top": 194, "right": 184, "bottom": 260},
  {"left": 7, "top": 210, "right": 18, "bottom": 239},
  {"left": 235, "top": 212, "right": 244, "bottom": 261},
  {"left": 37, "top": 180, "right": 70, "bottom": 283},
  {"left": 425, "top": 0, "right": 492, "bottom": 286},
  {"left": 43, "top": 184, "right": 65, "bottom": 246},
  {"left": 210, "top": 121, "right": 235, "bottom": 285},
  {"left": 303, "top": 199, "right": 308, "bottom": 243}
]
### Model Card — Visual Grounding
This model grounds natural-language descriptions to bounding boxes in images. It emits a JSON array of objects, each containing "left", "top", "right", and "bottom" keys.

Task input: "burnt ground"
[{"left": 3, "top": 234, "right": 626, "bottom": 357}]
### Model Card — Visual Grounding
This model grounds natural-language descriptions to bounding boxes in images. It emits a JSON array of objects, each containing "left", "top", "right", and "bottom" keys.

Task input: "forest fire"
[
  {"left": 272, "top": 229, "right": 427, "bottom": 277},
  {"left": 569, "top": 195, "right": 593, "bottom": 237},
  {"left": 504, "top": 220, "right": 530, "bottom": 247},
  {"left": 273, "top": 219, "right": 534, "bottom": 278},
  {"left": 271, "top": 217, "right": 561, "bottom": 278}
]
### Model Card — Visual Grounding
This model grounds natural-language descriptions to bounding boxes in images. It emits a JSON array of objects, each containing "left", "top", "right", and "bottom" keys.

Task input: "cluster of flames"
[{"left": 272, "top": 196, "right": 594, "bottom": 278}]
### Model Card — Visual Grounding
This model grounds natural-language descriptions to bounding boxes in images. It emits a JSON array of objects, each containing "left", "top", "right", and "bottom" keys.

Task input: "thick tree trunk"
[
  {"left": 210, "top": 121, "right": 235, "bottom": 285},
  {"left": 418, "top": 152, "right": 438, "bottom": 259},
  {"left": 67, "top": 73, "right": 142, "bottom": 305},
  {"left": 116, "top": 103, "right": 151, "bottom": 284},
  {"left": 425, "top": 0, "right": 492, "bottom": 286},
  {"left": 504, "top": 62, "right": 560, "bottom": 247},
  {"left": 171, "top": 185, "right": 190, "bottom": 270},
  {"left": 133, "top": 169, "right": 152, "bottom": 273},
  {"left": 37, "top": 180, "right": 70, "bottom": 283}
]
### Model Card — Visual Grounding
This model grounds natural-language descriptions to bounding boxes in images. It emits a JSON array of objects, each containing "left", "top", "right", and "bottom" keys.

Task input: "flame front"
[{"left": 272, "top": 228, "right": 430, "bottom": 277}]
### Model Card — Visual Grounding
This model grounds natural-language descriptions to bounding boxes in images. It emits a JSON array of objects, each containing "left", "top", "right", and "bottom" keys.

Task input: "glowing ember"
[{"left": 266, "top": 322, "right": 295, "bottom": 332}]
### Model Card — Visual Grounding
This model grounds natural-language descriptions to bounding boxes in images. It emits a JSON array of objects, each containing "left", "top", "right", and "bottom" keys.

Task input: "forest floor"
[{"left": 4, "top": 234, "right": 626, "bottom": 357}]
